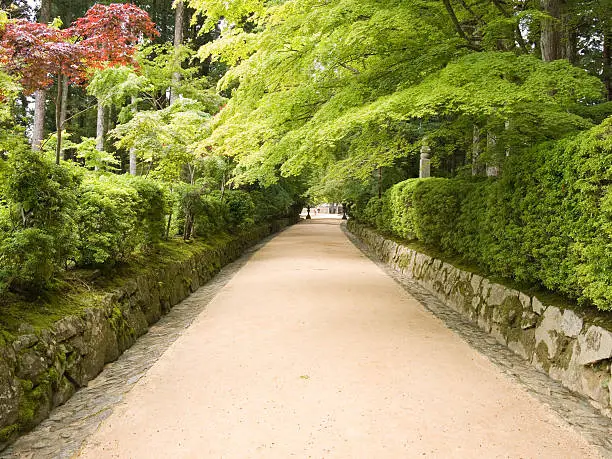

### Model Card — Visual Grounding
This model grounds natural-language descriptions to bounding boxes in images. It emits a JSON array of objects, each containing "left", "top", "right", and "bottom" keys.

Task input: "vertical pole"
[{"left": 420, "top": 144, "right": 431, "bottom": 179}]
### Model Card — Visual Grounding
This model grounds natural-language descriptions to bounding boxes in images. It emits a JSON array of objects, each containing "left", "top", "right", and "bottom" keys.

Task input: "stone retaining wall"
[
  {"left": 348, "top": 221, "right": 612, "bottom": 415},
  {"left": 0, "top": 217, "right": 298, "bottom": 448}
]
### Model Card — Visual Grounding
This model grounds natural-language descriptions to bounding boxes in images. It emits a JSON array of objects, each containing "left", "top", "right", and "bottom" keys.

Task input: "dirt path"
[{"left": 78, "top": 219, "right": 602, "bottom": 458}]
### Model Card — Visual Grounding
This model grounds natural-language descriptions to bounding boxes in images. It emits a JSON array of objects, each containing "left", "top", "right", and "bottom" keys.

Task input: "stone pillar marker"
[{"left": 420, "top": 142, "right": 431, "bottom": 179}]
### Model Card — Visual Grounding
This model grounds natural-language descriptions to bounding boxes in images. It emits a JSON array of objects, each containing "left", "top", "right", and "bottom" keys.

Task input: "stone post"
[{"left": 420, "top": 143, "right": 431, "bottom": 179}]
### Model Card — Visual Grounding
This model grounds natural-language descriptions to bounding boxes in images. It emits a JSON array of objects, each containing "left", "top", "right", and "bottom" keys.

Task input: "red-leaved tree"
[{"left": 0, "top": 3, "right": 158, "bottom": 164}]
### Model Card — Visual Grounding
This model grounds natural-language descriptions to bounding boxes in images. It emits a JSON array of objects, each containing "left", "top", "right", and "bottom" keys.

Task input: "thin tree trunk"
[
  {"left": 55, "top": 72, "right": 64, "bottom": 165},
  {"left": 170, "top": 1, "right": 185, "bottom": 104},
  {"left": 165, "top": 186, "right": 173, "bottom": 240},
  {"left": 442, "top": 0, "right": 478, "bottom": 49},
  {"left": 96, "top": 101, "right": 105, "bottom": 152},
  {"left": 604, "top": 32, "right": 612, "bottom": 101},
  {"left": 32, "top": 0, "right": 52, "bottom": 150},
  {"left": 486, "top": 131, "right": 499, "bottom": 177},
  {"left": 32, "top": 90, "right": 46, "bottom": 150},
  {"left": 472, "top": 125, "right": 482, "bottom": 176},
  {"left": 59, "top": 75, "right": 69, "bottom": 160},
  {"left": 540, "top": 0, "right": 562, "bottom": 61},
  {"left": 165, "top": 210, "right": 173, "bottom": 240},
  {"left": 58, "top": 10, "right": 72, "bottom": 160},
  {"left": 129, "top": 96, "right": 138, "bottom": 175},
  {"left": 563, "top": 27, "right": 578, "bottom": 64},
  {"left": 95, "top": 101, "right": 105, "bottom": 171},
  {"left": 129, "top": 151, "right": 137, "bottom": 175}
]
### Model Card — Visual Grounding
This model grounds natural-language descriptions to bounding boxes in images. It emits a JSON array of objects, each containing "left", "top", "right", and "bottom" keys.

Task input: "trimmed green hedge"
[
  {"left": 354, "top": 118, "right": 612, "bottom": 310},
  {"left": 0, "top": 150, "right": 300, "bottom": 294}
]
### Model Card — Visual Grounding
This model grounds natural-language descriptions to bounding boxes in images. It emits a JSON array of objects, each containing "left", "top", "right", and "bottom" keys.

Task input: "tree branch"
[
  {"left": 490, "top": 0, "right": 528, "bottom": 53},
  {"left": 442, "top": 0, "right": 481, "bottom": 50}
]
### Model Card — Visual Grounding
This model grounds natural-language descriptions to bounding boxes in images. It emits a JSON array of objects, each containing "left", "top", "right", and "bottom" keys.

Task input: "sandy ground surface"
[{"left": 78, "top": 218, "right": 601, "bottom": 458}]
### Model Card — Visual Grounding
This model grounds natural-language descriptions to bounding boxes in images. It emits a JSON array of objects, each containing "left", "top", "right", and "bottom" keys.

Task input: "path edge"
[{"left": 343, "top": 220, "right": 612, "bottom": 458}]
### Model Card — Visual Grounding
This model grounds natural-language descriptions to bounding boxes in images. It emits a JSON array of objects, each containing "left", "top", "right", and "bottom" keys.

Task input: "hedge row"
[
  {"left": 0, "top": 149, "right": 299, "bottom": 293},
  {"left": 354, "top": 118, "right": 612, "bottom": 311}
]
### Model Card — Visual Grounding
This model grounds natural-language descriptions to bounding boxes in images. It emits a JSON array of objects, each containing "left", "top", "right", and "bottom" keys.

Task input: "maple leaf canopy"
[{"left": 0, "top": 3, "right": 159, "bottom": 94}]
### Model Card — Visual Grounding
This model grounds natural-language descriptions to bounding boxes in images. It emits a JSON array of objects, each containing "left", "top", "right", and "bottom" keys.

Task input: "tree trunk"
[
  {"left": 96, "top": 101, "right": 105, "bottom": 154},
  {"left": 486, "top": 131, "right": 499, "bottom": 177},
  {"left": 32, "top": 0, "right": 52, "bottom": 150},
  {"left": 129, "top": 150, "right": 137, "bottom": 175},
  {"left": 32, "top": 91, "right": 46, "bottom": 150},
  {"left": 129, "top": 96, "right": 138, "bottom": 175},
  {"left": 471, "top": 125, "right": 483, "bottom": 176},
  {"left": 165, "top": 186, "right": 173, "bottom": 240},
  {"left": 55, "top": 72, "right": 64, "bottom": 165},
  {"left": 540, "top": 0, "right": 562, "bottom": 61},
  {"left": 604, "top": 32, "right": 612, "bottom": 102},
  {"left": 562, "top": 26, "right": 578, "bottom": 64},
  {"left": 59, "top": 75, "right": 69, "bottom": 160},
  {"left": 58, "top": 10, "right": 72, "bottom": 160},
  {"left": 170, "top": 1, "right": 185, "bottom": 104}
]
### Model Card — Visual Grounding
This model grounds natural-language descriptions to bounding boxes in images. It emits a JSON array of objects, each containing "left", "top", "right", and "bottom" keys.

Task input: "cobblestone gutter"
[
  {"left": 348, "top": 220, "right": 612, "bottom": 417},
  {"left": 0, "top": 218, "right": 298, "bottom": 450}
]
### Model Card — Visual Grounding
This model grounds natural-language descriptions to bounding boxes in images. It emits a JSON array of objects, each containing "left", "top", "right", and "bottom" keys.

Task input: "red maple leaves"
[
  {"left": 1, "top": 20, "right": 79, "bottom": 92},
  {"left": 0, "top": 3, "right": 159, "bottom": 94},
  {"left": 70, "top": 3, "right": 159, "bottom": 69}
]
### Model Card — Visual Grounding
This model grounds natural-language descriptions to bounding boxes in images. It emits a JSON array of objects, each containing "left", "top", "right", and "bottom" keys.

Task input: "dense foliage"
[
  {"left": 190, "top": 0, "right": 611, "bottom": 190},
  {"left": 0, "top": 3, "right": 305, "bottom": 296},
  {"left": 354, "top": 118, "right": 612, "bottom": 310},
  {"left": 0, "top": 145, "right": 299, "bottom": 293},
  {"left": 0, "top": 0, "right": 611, "bottom": 312}
]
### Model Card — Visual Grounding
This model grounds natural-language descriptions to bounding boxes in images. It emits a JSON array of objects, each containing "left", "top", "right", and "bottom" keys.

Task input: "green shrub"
[
  {"left": 362, "top": 197, "right": 383, "bottom": 228},
  {"left": 355, "top": 118, "right": 612, "bottom": 310},
  {"left": 251, "top": 184, "right": 295, "bottom": 222},
  {"left": 75, "top": 176, "right": 140, "bottom": 267},
  {"left": 0, "top": 229, "right": 55, "bottom": 294},
  {"left": 412, "top": 178, "right": 464, "bottom": 252},
  {"left": 0, "top": 149, "right": 79, "bottom": 292},
  {"left": 175, "top": 185, "right": 230, "bottom": 240},
  {"left": 127, "top": 177, "right": 169, "bottom": 246},
  {"left": 0, "top": 146, "right": 301, "bottom": 292},
  {"left": 194, "top": 194, "right": 228, "bottom": 237},
  {"left": 386, "top": 179, "right": 421, "bottom": 240},
  {"left": 223, "top": 190, "right": 255, "bottom": 231}
]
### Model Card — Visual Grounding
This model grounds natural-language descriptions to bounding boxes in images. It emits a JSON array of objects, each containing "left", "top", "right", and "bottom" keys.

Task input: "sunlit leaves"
[{"left": 111, "top": 99, "right": 213, "bottom": 182}]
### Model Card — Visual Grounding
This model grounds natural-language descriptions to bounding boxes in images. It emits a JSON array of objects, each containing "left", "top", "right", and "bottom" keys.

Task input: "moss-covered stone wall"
[
  {"left": 0, "top": 218, "right": 298, "bottom": 448},
  {"left": 348, "top": 221, "right": 612, "bottom": 416}
]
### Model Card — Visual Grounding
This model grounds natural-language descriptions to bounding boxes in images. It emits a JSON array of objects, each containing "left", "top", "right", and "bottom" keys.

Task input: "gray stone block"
[
  {"left": 12, "top": 335, "right": 38, "bottom": 353},
  {"left": 532, "top": 297, "right": 547, "bottom": 315},
  {"left": 519, "top": 292, "right": 531, "bottom": 309},
  {"left": 535, "top": 306, "right": 562, "bottom": 360},
  {"left": 561, "top": 309, "right": 583, "bottom": 337},
  {"left": 470, "top": 274, "right": 482, "bottom": 296},
  {"left": 577, "top": 326, "right": 612, "bottom": 365}
]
